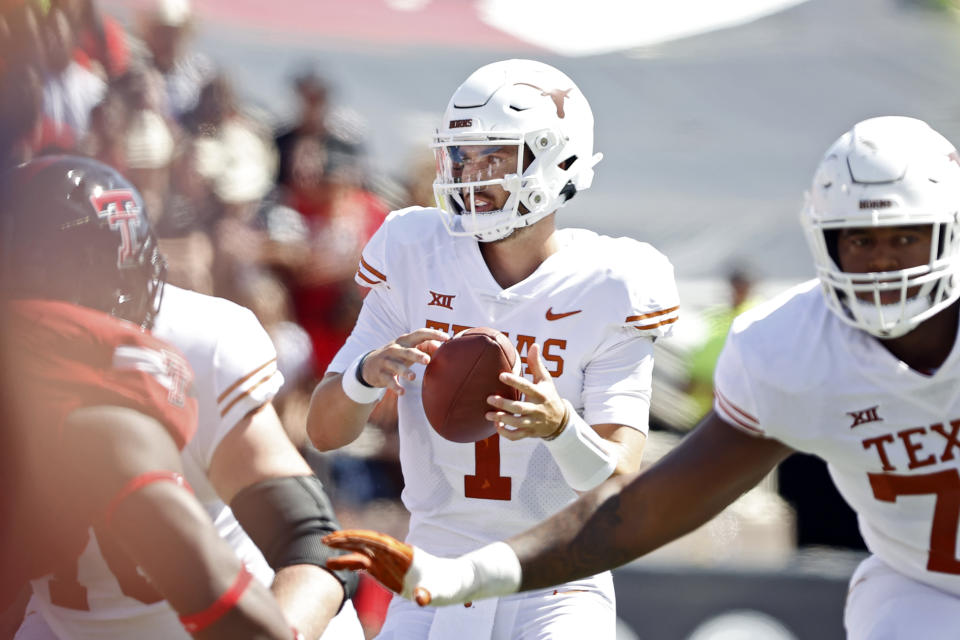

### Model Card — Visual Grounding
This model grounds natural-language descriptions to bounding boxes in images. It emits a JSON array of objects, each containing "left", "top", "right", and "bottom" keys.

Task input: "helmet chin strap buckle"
[{"left": 558, "top": 182, "right": 577, "bottom": 203}]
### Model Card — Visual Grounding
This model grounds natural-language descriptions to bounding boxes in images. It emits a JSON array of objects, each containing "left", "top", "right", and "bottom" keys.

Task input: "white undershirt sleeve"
[{"left": 580, "top": 328, "right": 655, "bottom": 434}]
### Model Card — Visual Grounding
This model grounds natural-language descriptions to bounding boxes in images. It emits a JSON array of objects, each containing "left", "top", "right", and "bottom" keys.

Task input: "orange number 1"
[{"left": 465, "top": 434, "right": 511, "bottom": 501}]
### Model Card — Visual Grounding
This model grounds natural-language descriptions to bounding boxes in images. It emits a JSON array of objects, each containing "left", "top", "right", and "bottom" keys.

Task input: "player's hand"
[
  {"left": 360, "top": 329, "right": 449, "bottom": 395},
  {"left": 486, "top": 343, "right": 566, "bottom": 441},
  {"left": 323, "top": 530, "right": 461, "bottom": 607},
  {"left": 324, "top": 530, "right": 523, "bottom": 608},
  {"left": 323, "top": 530, "right": 430, "bottom": 604}
]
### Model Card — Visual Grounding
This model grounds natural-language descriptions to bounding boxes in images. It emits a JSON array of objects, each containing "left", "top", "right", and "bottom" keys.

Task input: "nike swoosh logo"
[{"left": 546, "top": 307, "right": 582, "bottom": 321}]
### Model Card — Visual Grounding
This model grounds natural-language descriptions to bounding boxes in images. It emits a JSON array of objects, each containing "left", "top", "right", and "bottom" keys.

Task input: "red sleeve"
[
  {"left": 8, "top": 300, "right": 197, "bottom": 449},
  {"left": 1, "top": 301, "right": 197, "bottom": 607}
]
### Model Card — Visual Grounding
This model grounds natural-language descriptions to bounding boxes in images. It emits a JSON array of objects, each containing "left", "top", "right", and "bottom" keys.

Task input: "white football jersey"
[
  {"left": 714, "top": 279, "right": 960, "bottom": 598},
  {"left": 329, "top": 207, "right": 679, "bottom": 555},
  {"left": 28, "top": 286, "right": 284, "bottom": 639}
]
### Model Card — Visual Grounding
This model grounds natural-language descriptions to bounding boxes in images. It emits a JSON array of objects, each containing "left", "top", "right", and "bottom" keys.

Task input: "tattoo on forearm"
[
  {"left": 569, "top": 494, "right": 625, "bottom": 571},
  {"left": 520, "top": 488, "right": 638, "bottom": 590}
]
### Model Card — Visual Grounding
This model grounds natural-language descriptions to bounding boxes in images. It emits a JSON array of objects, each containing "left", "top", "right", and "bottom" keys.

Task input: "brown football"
[{"left": 421, "top": 327, "right": 521, "bottom": 443}]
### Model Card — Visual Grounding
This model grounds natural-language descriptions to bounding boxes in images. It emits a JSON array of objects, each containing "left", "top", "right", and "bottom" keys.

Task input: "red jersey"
[{"left": 0, "top": 300, "right": 198, "bottom": 609}]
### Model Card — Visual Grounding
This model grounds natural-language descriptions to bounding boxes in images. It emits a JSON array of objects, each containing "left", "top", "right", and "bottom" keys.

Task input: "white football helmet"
[
  {"left": 801, "top": 116, "right": 960, "bottom": 338},
  {"left": 432, "top": 59, "right": 602, "bottom": 242}
]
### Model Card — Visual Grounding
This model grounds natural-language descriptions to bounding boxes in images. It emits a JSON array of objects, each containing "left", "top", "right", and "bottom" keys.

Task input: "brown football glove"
[{"left": 323, "top": 529, "right": 432, "bottom": 605}]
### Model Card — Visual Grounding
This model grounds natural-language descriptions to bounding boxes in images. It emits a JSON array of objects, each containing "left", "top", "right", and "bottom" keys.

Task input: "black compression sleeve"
[{"left": 231, "top": 475, "right": 359, "bottom": 602}]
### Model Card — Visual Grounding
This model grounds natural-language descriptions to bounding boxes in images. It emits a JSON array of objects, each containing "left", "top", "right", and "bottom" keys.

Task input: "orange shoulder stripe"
[
  {"left": 356, "top": 270, "right": 379, "bottom": 285},
  {"left": 634, "top": 316, "right": 679, "bottom": 331},
  {"left": 625, "top": 305, "right": 680, "bottom": 324},
  {"left": 219, "top": 372, "right": 277, "bottom": 417},
  {"left": 714, "top": 389, "right": 763, "bottom": 434},
  {"left": 359, "top": 256, "right": 387, "bottom": 283},
  {"left": 216, "top": 357, "right": 277, "bottom": 404}
]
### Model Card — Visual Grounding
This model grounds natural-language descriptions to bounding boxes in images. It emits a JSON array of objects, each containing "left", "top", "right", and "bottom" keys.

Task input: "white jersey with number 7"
[{"left": 714, "top": 279, "right": 960, "bottom": 598}]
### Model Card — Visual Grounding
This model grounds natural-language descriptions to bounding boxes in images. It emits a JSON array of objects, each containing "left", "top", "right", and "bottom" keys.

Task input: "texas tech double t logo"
[{"left": 89, "top": 190, "right": 142, "bottom": 268}]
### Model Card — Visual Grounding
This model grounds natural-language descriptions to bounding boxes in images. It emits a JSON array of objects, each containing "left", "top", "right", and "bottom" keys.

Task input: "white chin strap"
[
  {"left": 458, "top": 208, "right": 519, "bottom": 243},
  {"left": 452, "top": 175, "right": 527, "bottom": 243}
]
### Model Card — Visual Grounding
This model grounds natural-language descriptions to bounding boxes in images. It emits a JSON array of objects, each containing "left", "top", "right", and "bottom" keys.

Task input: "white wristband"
[
  {"left": 341, "top": 351, "right": 386, "bottom": 405},
  {"left": 465, "top": 541, "right": 523, "bottom": 601},
  {"left": 543, "top": 400, "right": 618, "bottom": 491},
  {"left": 401, "top": 542, "right": 522, "bottom": 606}
]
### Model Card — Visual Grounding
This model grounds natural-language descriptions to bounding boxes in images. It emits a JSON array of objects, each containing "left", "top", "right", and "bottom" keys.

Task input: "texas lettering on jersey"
[
  {"left": 861, "top": 419, "right": 960, "bottom": 472},
  {"left": 425, "top": 319, "right": 567, "bottom": 377},
  {"left": 333, "top": 207, "right": 678, "bottom": 556}
]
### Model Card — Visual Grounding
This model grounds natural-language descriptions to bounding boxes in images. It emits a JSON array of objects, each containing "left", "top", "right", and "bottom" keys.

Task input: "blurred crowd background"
[
  {"left": 0, "top": 1, "right": 413, "bottom": 630},
  {"left": 3, "top": 0, "right": 960, "bottom": 637}
]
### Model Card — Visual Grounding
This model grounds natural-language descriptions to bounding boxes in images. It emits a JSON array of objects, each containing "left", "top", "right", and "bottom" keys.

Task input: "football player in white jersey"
[
  {"left": 306, "top": 59, "right": 680, "bottom": 639},
  {"left": 9, "top": 157, "right": 362, "bottom": 640},
  {"left": 323, "top": 117, "right": 960, "bottom": 640}
]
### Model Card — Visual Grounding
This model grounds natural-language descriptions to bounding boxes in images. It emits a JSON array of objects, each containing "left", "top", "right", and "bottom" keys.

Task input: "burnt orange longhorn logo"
[{"left": 514, "top": 83, "right": 572, "bottom": 118}]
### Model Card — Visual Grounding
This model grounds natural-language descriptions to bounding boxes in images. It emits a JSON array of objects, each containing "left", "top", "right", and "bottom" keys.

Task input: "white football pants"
[{"left": 845, "top": 554, "right": 960, "bottom": 640}]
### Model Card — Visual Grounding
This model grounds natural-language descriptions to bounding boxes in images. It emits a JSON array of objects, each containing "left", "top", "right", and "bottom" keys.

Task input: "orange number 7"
[{"left": 869, "top": 469, "right": 960, "bottom": 575}]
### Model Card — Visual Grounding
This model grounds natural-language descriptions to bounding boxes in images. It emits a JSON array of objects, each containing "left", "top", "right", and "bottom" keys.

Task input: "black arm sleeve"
[{"left": 231, "top": 475, "right": 359, "bottom": 603}]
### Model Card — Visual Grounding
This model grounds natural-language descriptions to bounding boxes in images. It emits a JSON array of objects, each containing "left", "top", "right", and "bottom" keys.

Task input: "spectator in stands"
[
  {"left": 149, "top": 140, "right": 218, "bottom": 294},
  {"left": 117, "top": 66, "right": 177, "bottom": 221},
  {"left": 83, "top": 64, "right": 224, "bottom": 296},
  {"left": 402, "top": 150, "right": 440, "bottom": 209},
  {"left": 180, "top": 73, "right": 278, "bottom": 299},
  {"left": 83, "top": 87, "right": 128, "bottom": 168},
  {"left": 685, "top": 264, "right": 762, "bottom": 418},
  {"left": 1, "top": 0, "right": 46, "bottom": 68},
  {"left": 188, "top": 74, "right": 277, "bottom": 220},
  {"left": 55, "top": 0, "right": 130, "bottom": 81},
  {"left": 0, "top": 54, "right": 44, "bottom": 169},
  {"left": 39, "top": 2, "right": 106, "bottom": 149},
  {"left": 273, "top": 144, "right": 386, "bottom": 376},
  {"left": 275, "top": 67, "right": 354, "bottom": 196},
  {"left": 138, "top": 0, "right": 214, "bottom": 121}
]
